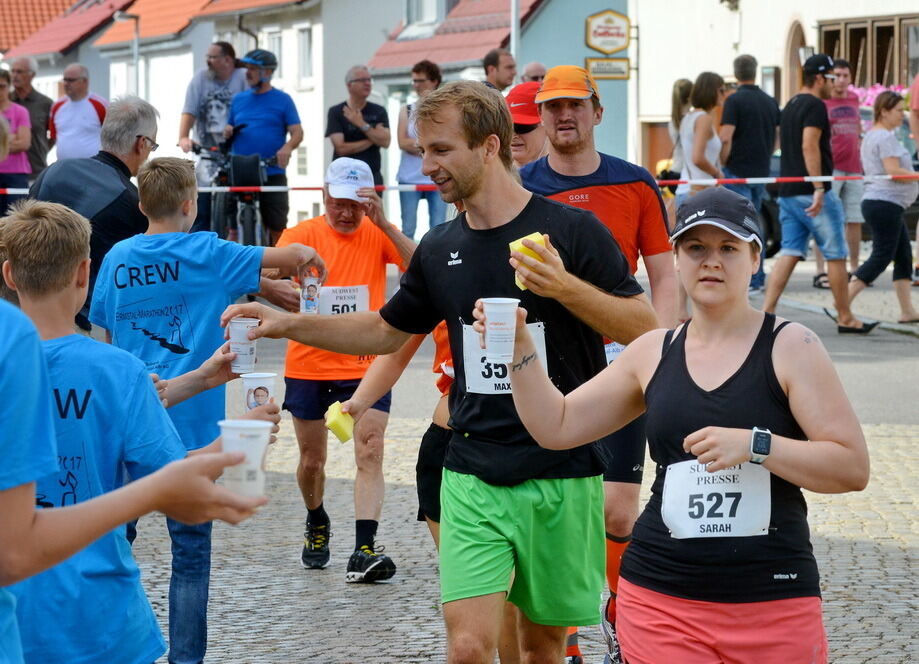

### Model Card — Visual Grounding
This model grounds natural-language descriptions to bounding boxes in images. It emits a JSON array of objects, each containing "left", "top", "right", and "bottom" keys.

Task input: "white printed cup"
[
  {"left": 300, "top": 276, "right": 321, "bottom": 314},
  {"left": 228, "top": 317, "right": 259, "bottom": 374},
  {"left": 218, "top": 419, "right": 273, "bottom": 497},
  {"left": 241, "top": 372, "right": 277, "bottom": 411},
  {"left": 482, "top": 297, "right": 520, "bottom": 364}
]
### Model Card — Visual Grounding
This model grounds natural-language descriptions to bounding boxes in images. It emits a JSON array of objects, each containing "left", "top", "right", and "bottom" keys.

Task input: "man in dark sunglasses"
[
  {"left": 50, "top": 63, "right": 108, "bottom": 160},
  {"left": 505, "top": 82, "right": 547, "bottom": 168},
  {"left": 521, "top": 61, "right": 547, "bottom": 83}
]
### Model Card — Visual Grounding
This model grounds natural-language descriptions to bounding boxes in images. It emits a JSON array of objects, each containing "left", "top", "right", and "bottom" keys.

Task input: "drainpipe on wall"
[
  {"left": 510, "top": 0, "right": 520, "bottom": 63},
  {"left": 238, "top": 15, "right": 258, "bottom": 49}
]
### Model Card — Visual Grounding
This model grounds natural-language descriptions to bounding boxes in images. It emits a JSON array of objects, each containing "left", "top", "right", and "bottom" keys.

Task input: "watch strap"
[{"left": 749, "top": 427, "right": 771, "bottom": 464}]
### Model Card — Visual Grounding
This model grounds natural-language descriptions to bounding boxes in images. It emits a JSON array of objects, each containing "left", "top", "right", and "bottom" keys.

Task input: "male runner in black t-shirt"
[
  {"left": 222, "top": 81, "right": 657, "bottom": 661},
  {"left": 762, "top": 54, "right": 873, "bottom": 333}
]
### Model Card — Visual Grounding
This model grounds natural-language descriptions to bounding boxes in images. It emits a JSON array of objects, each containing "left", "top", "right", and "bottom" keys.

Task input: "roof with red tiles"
[
  {"left": 196, "top": 0, "right": 303, "bottom": 18},
  {"left": 369, "top": 0, "right": 542, "bottom": 73},
  {"left": 94, "top": 0, "right": 210, "bottom": 47},
  {"left": 5, "top": 0, "right": 134, "bottom": 59},
  {"left": 0, "top": 0, "right": 73, "bottom": 53}
]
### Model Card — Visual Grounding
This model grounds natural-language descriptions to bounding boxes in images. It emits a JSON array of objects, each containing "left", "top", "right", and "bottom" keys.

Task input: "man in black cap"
[{"left": 762, "top": 54, "right": 874, "bottom": 333}]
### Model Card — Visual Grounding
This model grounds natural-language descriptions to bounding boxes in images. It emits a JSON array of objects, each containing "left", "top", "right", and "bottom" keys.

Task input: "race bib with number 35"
[
  {"left": 462, "top": 323, "right": 547, "bottom": 394},
  {"left": 661, "top": 460, "right": 771, "bottom": 539}
]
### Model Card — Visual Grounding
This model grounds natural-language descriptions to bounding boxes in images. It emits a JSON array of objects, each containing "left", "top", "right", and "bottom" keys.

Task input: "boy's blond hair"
[
  {"left": 137, "top": 157, "right": 197, "bottom": 220},
  {"left": 0, "top": 218, "right": 19, "bottom": 305},
  {"left": 1, "top": 200, "right": 91, "bottom": 297}
]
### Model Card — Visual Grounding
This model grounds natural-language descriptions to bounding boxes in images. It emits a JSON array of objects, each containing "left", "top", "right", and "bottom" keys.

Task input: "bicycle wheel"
[
  {"left": 239, "top": 204, "right": 257, "bottom": 247},
  {"left": 210, "top": 192, "right": 230, "bottom": 239}
]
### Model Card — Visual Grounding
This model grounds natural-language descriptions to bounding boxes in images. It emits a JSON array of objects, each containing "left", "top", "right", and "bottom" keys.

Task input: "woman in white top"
[
  {"left": 849, "top": 91, "right": 919, "bottom": 323},
  {"left": 667, "top": 78, "right": 693, "bottom": 195},
  {"left": 678, "top": 72, "right": 726, "bottom": 202},
  {"left": 397, "top": 60, "right": 446, "bottom": 239}
]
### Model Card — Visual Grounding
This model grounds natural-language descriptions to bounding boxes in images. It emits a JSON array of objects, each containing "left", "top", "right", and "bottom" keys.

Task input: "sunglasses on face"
[{"left": 514, "top": 123, "right": 539, "bottom": 135}]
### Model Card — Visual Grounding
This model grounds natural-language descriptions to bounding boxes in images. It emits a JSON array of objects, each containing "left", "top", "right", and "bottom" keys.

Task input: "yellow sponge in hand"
[
  {"left": 325, "top": 401, "right": 354, "bottom": 442},
  {"left": 509, "top": 232, "right": 546, "bottom": 290}
]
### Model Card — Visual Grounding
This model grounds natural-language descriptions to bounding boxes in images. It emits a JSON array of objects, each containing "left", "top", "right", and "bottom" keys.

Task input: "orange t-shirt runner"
[
  {"left": 278, "top": 215, "right": 406, "bottom": 380},
  {"left": 431, "top": 321, "right": 454, "bottom": 396},
  {"left": 520, "top": 153, "right": 671, "bottom": 274}
]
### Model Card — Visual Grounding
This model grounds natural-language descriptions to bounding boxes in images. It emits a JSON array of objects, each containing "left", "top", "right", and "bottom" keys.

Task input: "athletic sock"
[
  {"left": 307, "top": 503, "right": 329, "bottom": 526},
  {"left": 355, "top": 519, "right": 378, "bottom": 551},
  {"left": 605, "top": 533, "right": 631, "bottom": 622},
  {"left": 565, "top": 625, "right": 582, "bottom": 657}
]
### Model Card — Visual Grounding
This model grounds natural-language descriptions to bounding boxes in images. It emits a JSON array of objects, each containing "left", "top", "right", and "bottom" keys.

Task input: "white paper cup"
[
  {"left": 228, "top": 317, "right": 259, "bottom": 373},
  {"left": 482, "top": 297, "right": 520, "bottom": 364},
  {"left": 241, "top": 372, "right": 277, "bottom": 411},
  {"left": 218, "top": 419, "right": 272, "bottom": 497},
  {"left": 300, "top": 276, "right": 320, "bottom": 314}
]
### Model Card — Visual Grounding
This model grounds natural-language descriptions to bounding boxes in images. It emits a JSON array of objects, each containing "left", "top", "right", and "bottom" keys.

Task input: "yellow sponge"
[
  {"left": 324, "top": 401, "right": 354, "bottom": 442},
  {"left": 509, "top": 232, "right": 546, "bottom": 290}
]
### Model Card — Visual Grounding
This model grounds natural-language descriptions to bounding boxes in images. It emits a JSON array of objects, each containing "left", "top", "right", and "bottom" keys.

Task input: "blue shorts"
[
  {"left": 777, "top": 192, "right": 847, "bottom": 261},
  {"left": 282, "top": 377, "right": 391, "bottom": 420}
]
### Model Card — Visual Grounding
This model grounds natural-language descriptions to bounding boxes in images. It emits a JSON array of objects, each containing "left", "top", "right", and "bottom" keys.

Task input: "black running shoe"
[
  {"left": 345, "top": 545, "right": 396, "bottom": 583},
  {"left": 601, "top": 597, "right": 623, "bottom": 664},
  {"left": 300, "top": 519, "right": 331, "bottom": 569}
]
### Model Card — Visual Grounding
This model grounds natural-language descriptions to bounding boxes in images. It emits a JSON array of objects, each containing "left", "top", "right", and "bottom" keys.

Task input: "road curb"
[{"left": 778, "top": 297, "right": 919, "bottom": 338}]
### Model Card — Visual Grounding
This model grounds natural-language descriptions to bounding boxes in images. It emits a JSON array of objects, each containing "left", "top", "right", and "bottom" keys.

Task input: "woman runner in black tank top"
[{"left": 476, "top": 188, "right": 869, "bottom": 664}]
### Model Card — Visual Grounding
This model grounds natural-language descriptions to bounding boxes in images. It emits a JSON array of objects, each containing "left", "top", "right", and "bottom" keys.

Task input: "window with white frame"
[
  {"left": 297, "top": 146, "right": 308, "bottom": 176},
  {"left": 298, "top": 26, "right": 313, "bottom": 83},
  {"left": 406, "top": 0, "right": 437, "bottom": 24},
  {"left": 265, "top": 29, "right": 282, "bottom": 79}
]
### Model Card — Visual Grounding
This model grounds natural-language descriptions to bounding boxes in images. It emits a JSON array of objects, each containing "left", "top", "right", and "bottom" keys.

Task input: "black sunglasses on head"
[{"left": 514, "top": 123, "right": 538, "bottom": 135}]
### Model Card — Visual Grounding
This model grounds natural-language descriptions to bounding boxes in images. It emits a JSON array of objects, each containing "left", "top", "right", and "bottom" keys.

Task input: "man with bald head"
[
  {"left": 49, "top": 63, "right": 108, "bottom": 160},
  {"left": 326, "top": 65, "right": 390, "bottom": 184},
  {"left": 521, "top": 61, "right": 546, "bottom": 83},
  {"left": 10, "top": 57, "right": 53, "bottom": 180}
]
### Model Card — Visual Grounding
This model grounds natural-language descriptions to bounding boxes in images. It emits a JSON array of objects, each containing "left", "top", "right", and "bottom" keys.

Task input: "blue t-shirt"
[
  {"left": 227, "top": 87, "right": 300, "bottom": 176},
  {"left": 9, "top": 335, "right": 185, "bottom": 664},
  {"left": 0, "top": 302, "right": 58, "bottom": 664},
  {"left": 89, "top": 232, "right": 265, "bottom": 449}
]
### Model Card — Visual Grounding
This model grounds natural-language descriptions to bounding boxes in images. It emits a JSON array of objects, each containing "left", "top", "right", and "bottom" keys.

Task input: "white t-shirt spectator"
[{"left": 50, "top": 94, "right": 108, "bottom": 160}]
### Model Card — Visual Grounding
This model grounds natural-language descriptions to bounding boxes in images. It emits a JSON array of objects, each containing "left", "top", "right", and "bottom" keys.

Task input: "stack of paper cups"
[
  {"left": 241, "top": 372, "right": 277, "bottom": 411},
  {"left": 228, "top": 317, "right": 259, "bottom": 373},
  {"left": 482, "top": 298, "right": 520, "bottom": 364},
  {"left": 218, "top": 419, "right": 273, "bottom": 497}
]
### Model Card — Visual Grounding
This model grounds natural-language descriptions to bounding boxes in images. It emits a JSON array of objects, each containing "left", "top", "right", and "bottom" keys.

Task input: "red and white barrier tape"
[{"left": 2, "top": 173, "right": 917, "bottom": 195}]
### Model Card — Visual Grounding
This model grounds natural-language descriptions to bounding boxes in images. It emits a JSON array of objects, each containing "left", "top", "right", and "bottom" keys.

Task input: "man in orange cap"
[
  {"left": 505, "top": 82, "right": 548, "bottom": 168},
  {"left": 520, "top": 64, "right": 678, "bottom": 664}
]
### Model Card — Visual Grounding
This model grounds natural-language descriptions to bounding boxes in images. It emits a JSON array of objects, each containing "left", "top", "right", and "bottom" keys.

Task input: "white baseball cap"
[{"left": 325, "top": 157, "right": 373, "bottom": 202}]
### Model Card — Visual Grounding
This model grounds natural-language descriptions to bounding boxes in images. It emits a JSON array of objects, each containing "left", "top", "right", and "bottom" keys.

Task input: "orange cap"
[{"left": 534, "top": 65, "right": 600, "bottom": 104}]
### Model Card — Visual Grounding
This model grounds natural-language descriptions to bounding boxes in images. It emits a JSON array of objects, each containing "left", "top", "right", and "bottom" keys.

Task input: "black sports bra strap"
[
  {"left": 661, "top": 328, "right": 676, "bottom": 353},
  {"left": 772, "top": 320, "right": 793, "bottom": 337}
]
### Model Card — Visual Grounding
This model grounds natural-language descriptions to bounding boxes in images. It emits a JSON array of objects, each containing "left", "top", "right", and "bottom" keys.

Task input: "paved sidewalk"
[{"left": 752, "top": 250, "right": 919, "bottom": 337}]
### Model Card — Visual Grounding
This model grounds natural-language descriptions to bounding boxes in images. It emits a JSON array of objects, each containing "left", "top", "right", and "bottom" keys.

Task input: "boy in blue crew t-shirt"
[
  {"left": 90, "top": 157, "right": 322, "bottom": 663},
  {"left": 0, "top": 201, "right": 270, "bottom": 664},
  {"left": 4, "top": 200, "right": 280, "bottom": 664}
]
